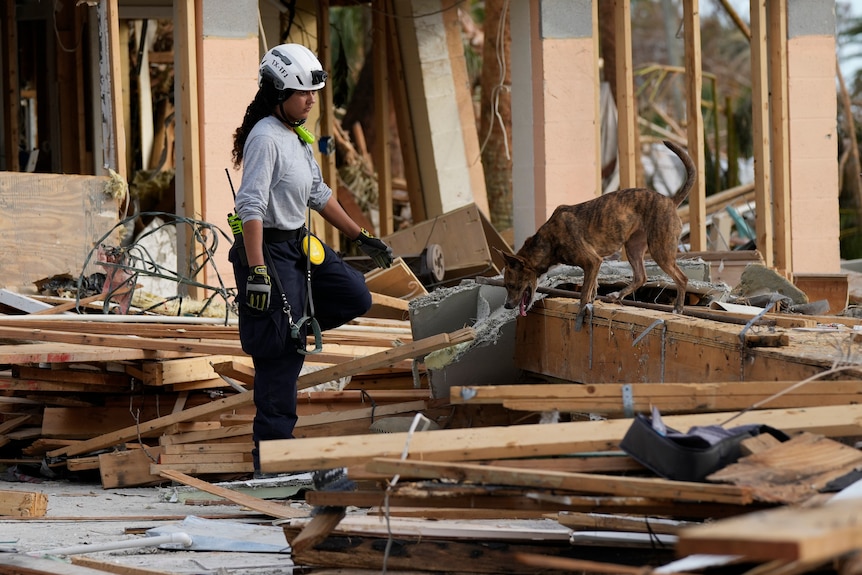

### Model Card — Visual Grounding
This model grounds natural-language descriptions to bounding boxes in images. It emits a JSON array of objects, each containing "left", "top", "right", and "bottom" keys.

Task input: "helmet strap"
[
  {"left": 274, "top": 102, "right": 314, "bottom": 145},
  {"left": 275, "top": 101, "right": 306, "bottom": 127}
]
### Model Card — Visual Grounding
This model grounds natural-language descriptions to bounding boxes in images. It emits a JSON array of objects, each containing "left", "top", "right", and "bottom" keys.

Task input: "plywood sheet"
[{"left": 0, "top": 172, "right": 120, "bottom": 289}]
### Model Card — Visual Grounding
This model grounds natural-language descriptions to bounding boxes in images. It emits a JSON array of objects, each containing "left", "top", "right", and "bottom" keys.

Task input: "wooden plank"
[
  {"left": 0, "top": 325, "right": 245, "bottom": 356},
  {"left": 365, "top": 458, "right": 752, "bottom": 505},
  {"left": 293, "top": 327, "right": 474, "bottom": 391},
  {"left": 151, "top": 462, "right": 253, "bottom": 474},
  {"left": 0, "top": 554, "right": 119, "bottom": 575},
  {"left": 158, "top": 424, "right": 252, "bottom": 446},
  {"left": 162, "top": 442, "right": 253, "bottom": 455},
  {"left": 158, "top": 452, "right": 249, "bottom": 465},
  {"left": 675, "top": 499, "right": 862, "bottom": 561},
  {"left": 99, "top": 446, "right": 165, "bottom": 488},
  {"left": 614, "top": 0, "right": 637, "bottom": 188},
  {"left": 15, "top": 366, "right": 131, "bottom": 387},
  {"left": 0, "top": 342, "right": 169, "bottom": 365},
  {"left": 769, "top": 0, "right": 791, "bottom": 274},
  {"left": 555, "top": 511, "right": 693, "bottom": 535},
  {"left": 364, "top": 258, "right": 427, "bottom": 299},
  {"left": 306, "top": 488, "right": 743, "bottom": 519},
  {"left": 259, "top": 404, "right": 862, "bottom": 475},
  {"left": 750, "top": 0, "right": 773, "bottom": 267},
  {"left": 451, "top": 381, "right": 862, "bottom": 415},
  {"left": 683, "top": 1, "right": 706, "bottom": 251},
  {"left": 141, "top": 355, "right": 251, "bottom": 386},
  {"left": 0, "top": 489, "right": 47, "bottom": 517},
  {"left": 157, "top": 469, "right": 306, "bottom": 519},
  {"left": 49, "top": 328, "right": 474, "bottom": 458},
  {"left": 0, "top": 373, "right": 129, "bottom": 394},
  {"left": 71, "top": 556, "right": 177, "bottom": 575},
  {"left": 367, "top": 291, "right": 410, "bottom": 321}
]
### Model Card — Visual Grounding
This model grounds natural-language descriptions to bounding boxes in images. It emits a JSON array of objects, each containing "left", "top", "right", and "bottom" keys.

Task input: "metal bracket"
[{"left": 621, "top": 384, "right": 634, "bottom": 418}]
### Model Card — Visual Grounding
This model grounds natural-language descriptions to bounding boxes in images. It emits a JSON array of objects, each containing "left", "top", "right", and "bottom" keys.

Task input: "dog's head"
[{"left": 495, "top": 248, "right": 538, "bottom": 317}]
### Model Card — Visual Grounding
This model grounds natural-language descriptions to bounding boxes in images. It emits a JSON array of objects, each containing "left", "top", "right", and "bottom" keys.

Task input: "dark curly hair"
[{"left": 231, "top": 80, "right": 293, "bottom": 168}]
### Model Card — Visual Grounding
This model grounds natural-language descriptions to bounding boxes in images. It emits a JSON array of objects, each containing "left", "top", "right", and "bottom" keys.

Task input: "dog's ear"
[{"left": 494, "top": 248, "right": 523, "bottom": 270}]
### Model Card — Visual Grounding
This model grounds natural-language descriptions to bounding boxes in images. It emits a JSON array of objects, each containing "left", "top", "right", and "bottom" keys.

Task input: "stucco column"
[
  {"left": 787, "top": 1, "right": 840, "bottom": 273},
  {"left": 510, "top": 0, "right": 601, "bottom": 250}
]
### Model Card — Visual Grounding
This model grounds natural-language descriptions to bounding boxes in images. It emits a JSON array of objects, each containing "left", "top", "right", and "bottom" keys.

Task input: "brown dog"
[{"left": 498, "top": 140, "right": 696, "bottom": 320}]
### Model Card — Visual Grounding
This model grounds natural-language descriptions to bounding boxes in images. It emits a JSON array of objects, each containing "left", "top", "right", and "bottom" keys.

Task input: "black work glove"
[
  {"left": 354, "top": 228, "right": 393, "bottom": 269},
  {"left": 246, "top": 265, "right": 271, "bottom": 312}
]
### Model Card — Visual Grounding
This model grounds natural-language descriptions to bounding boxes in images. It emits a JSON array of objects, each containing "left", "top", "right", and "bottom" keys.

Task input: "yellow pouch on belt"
[{"left": 302, "top": 234, "right": 326, "bottom": 265}]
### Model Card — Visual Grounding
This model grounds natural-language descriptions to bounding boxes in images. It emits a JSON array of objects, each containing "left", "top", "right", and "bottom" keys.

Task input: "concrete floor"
[{"left": 0, "top": 474, "right": 315, "bottom": 575}]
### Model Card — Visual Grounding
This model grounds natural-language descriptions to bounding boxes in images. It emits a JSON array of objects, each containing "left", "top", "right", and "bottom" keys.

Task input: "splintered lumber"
[
  {"left": 157, "top": 469, "right": 306, "bottom": 519},
  {"left": 451, "top": 381, "right": 862, "bottom": 415},
  {"left": 0, "top": 489, "right": 48, "bottom": 517},
  {"left": 365, "top": 458, "right": 752, "bottom": 504},
  {"left": 706, "top": 432, "right": 862, "bottom": 504},
  {"left": 289, "top": 507, "right": 347, "bottom": 555},
  {"left": 675, "top": 499, "right": 862, "bottom": 561},
  {"left": 259, "top": 403, "right": 862, "bottom": 474},
  {"left": 48, "top": 328, "right": 475, "bottom": 459}
]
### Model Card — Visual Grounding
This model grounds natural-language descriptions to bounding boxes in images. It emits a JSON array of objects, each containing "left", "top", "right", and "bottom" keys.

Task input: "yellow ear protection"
[
  {"left": 302, "top": 233, "right": 325, "bottom": 265},
  {"left": 293, "top": 125, "right": 315, "bottom": 145}
]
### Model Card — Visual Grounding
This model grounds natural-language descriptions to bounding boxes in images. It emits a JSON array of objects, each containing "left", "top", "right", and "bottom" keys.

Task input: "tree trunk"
[{"left": 480, "top": 0, "right": 513, "bottom": 233}]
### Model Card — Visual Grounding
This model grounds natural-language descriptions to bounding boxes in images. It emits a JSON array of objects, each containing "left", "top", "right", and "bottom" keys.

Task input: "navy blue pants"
[{"left": 230, "top": 232, "right": 371, "bottom": 470}]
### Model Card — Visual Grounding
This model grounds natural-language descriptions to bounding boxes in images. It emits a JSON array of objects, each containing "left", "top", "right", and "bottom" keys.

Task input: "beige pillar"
[
  {"left": 511, "top": 0, "right": 601, "bottom": 248},
  {"left": 198, "top": 0, "right": 259, "bottom": 292},
  {"left": 786, "top": 1, "right": 840, "bottom": 273}
]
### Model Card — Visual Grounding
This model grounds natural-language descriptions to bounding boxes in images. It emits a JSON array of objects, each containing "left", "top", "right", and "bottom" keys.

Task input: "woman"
[{"left": 229, "top": 43, "right": 392, "bottom": 476}]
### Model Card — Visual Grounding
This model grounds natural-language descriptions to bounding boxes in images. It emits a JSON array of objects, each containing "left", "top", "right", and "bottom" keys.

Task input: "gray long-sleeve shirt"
[{"left": 234, "top": 115, "right": 332, "bottom": 230}]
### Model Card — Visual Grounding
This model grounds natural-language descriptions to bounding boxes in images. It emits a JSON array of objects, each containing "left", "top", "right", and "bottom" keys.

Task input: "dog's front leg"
[{"left": 574, "top": 260, "right": 601, "bottom": 331}]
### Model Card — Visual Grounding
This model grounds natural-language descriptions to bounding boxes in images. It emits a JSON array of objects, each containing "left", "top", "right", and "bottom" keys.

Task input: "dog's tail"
[{"left": 663, "top": 140, "right": 697, "bottom": 207}]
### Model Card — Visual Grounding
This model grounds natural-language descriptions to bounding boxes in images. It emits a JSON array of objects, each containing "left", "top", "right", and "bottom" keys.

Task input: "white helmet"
[{"left": 259, "top": 43, "right": 327, "bottom": 92}]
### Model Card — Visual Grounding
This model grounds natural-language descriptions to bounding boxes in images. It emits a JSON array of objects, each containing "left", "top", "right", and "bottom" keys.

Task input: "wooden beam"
[
  {"left": 317, "top": 0, "right": 340, "bottom": 249},
  {"left": 384, "top": 0, "right": 425, "bottom": 222},
  {"left": 614, "top": 0, "right": 637, "bottom": 188},
  {"left": 99, "top": 0, "right": 127, "bottom": 176},
  {"left": 769, "top": 0, "right": 791, "bottom": 274},
  {"left": 176, "top": 0, "right": 203, "bottom": 299},
  {"left": 750, "top": 0, "right": 773, "bottom": 268},
  {"left": 0, "top": 489, "right": 47, "bottom": 517},
  {"left": 373, "top": 3, "right": 394, "bottom": 236},
  {"left": 450, "top": 381, "right": 862, "bottom": 415},
  {"left": 683, "top": 1, "right": 706, "bottom": 251},
  {"left": 366, "top": 458, "right": 753, "bottom": 504},
  {"left": 158, "top": 469, "right": 305, "bottom": 519},
  {"left": 258, "top": 404, "right": 862, "bottom": 474}
]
